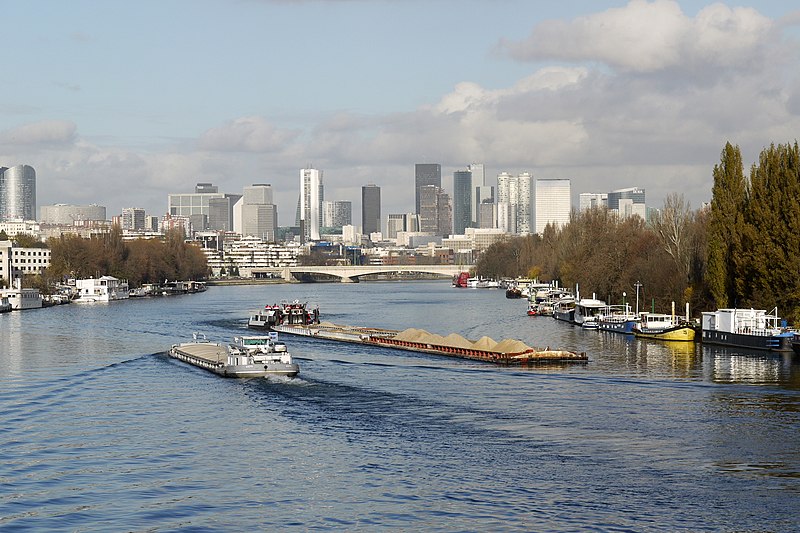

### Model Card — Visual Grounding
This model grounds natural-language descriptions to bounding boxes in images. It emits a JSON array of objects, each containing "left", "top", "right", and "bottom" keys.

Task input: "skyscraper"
[
  {"left": 496, "top": 172, "right": 532, "bottom": 234},
  {"left": 168, "top": 182, "right": 226, "bottom": 232},
  {"left": 241, "top": 184, "right": 278, "bottom": 241},
  {"left": 415, "top": 163, "right": 441, "bottom": 215},
  {"left": 121, "top": 208, "right": 146, "bottom": 231},
  {"left": 534, "top": 178, "right": 571, "bottom": 234},
  {"left": 322, "top": 201, "right": 352, "bottom": 229},
  {"left": 299, "top": 167, "right": 323, "bottom": 241},
  {"left": 453, "top": 170, "right": 472, "bottom": 235},
  {"left": 419, "top": 185, "right": 452, "bottom": 236},
  {"left": 607, "top": 187, "right": 646, "bottom": 220},
  {"left": 468, "top": 163, "right": 485, "bottom": 225},
  {"left": 0, "top": 165, "right": 36, "bottom": 221},
  {"left": 361, "top": 184, "right": 381, "bottom": 236}
]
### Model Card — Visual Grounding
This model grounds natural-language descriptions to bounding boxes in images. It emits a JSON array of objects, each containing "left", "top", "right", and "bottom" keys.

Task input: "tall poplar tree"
[
  {"left": 744, "top": 142, "right": 800, "bottom": 321},
  {"left": 706, "top": 142, "right": 747, "bottom": 308}
]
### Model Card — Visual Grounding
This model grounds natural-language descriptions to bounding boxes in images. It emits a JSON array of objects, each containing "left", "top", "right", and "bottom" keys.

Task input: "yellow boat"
[{"left": 633, "top": 313, "right": 696, "bottom": 342}]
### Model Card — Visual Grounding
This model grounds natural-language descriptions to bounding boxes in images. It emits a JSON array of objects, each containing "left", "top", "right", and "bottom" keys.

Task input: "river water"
[{"left": 1, "top": 281, "right": 798, "bottom": 531}]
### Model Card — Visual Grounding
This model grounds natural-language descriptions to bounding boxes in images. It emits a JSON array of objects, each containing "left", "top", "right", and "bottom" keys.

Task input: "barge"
[
  {"left": 701, "top": 308, "right": 795, "bottom": 352},
  {"left": 272, "top": 322, "right": 587, "bottom": 365},
  {"left": 169, "top": 333, "right": 299, "bottom": 377}
]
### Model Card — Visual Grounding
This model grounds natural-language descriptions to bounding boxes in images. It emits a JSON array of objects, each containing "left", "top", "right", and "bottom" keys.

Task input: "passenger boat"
[
  {"left": 73, "top": 276, "right": 130, "bottom": 303},
  {"left": 701, "top": 308, "right": 795, "bottom": 352},
  {"left": 169, "top": 332, "right": 299, "bottom": 378},
  {"left": 633, "top": 312, "right": 695, "bottom": 342},
  {"left": 574, "top": 297, "right": 606, "bottom": 329},
  {"left": 248, "top": 300, "right": 320, "bottom": 329},
  {"left": 0, "top": 280, "right": 43, "bottom": 310},
  {"left": 597, "top": 305, "right": 639, "bottom": 334}
]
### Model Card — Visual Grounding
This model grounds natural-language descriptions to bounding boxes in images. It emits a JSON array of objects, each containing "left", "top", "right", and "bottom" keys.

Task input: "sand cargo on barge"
[{"left": 271, "top": 322, "right": 587, "bottom": 365}]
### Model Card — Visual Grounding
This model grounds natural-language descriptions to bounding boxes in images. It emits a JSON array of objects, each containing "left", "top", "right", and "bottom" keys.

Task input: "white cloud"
[
  {"left": 0, "top": 120, "right": 77, "bottom": 146},
  {"left": 498, "top": 0, "right": 774, "bottom": 74}
]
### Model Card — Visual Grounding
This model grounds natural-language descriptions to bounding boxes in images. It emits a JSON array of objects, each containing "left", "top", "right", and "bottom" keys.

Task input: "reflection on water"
[{"left": 703, "top": 345, "right": 797, "bottom": 384}]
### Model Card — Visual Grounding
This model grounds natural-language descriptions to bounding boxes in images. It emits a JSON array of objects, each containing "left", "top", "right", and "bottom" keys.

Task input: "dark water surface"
[{"left": 1, "top": 282, "right": 799, "bottom": 531}]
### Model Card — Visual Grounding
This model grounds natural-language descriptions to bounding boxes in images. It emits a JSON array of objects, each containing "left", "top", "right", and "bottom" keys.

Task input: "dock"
[{"left": 271, "top": 322, "right": 588, "bottom": 365}]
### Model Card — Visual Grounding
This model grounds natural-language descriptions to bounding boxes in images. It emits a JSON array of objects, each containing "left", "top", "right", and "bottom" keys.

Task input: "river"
[{"left": 1, "top": 281, "right": 799, "bottom": 531}]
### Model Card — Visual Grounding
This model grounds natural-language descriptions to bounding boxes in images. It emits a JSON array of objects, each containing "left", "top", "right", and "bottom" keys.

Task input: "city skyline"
[{"left": 2, "top": 1, "right": 799, "bottom": 222}]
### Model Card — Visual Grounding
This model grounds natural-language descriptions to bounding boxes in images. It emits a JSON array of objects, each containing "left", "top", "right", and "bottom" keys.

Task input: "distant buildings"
[
  {"left": 361, "top": 184, "right": 381, "bottom": 236},
  {"left": 299, "top": 167, "right": 323, "bottom": 242},
  {"left": 534, "top": 178, "right": 571, "bottom": 234},
  {"left": 0, "top": 165, "right": 36, "bottom": 221},
  {"left": 419, "top": 184, "right": 452, "bottom": 237},
  {"left": 497, "top": 172, "right": 533, "bottom": 234},
  {"left": 415, "top": 163, "right": 441, "bottom": 215},
  {"left": 240, "top": 184, "right": 278, "bottom": 242},
  {"left": 452, "top": 170, "right": 472, "bottom": 235},
  {"left": 121, "top": 208, "right": 146, "bottom": 231},
  {"left": 322, "top": 200, "right": 352, "bottom": 229},
  {"left": 0, "top": 239, "right": 50, "bottom": 283},
  {"left": 40, "top": 204, "right": 107, "bottom": 225},
  {"left": 168, "top": 182, "right": 231, "bottom": 232},
  {"left": 580, "top": 187, "right": 646, "bottom": 220}
]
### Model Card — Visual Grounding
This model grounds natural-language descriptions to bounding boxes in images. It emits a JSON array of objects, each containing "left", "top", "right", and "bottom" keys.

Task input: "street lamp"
[
  {"left": 634, "top": 281, "right": 642, "bottom": 315},
  {"left": 623, "top": 291, "right": 627, "bottom": 312}
]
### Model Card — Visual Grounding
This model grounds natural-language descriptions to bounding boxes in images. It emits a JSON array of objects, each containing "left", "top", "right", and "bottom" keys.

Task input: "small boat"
[
  {"left": 452, "top": 272, "right": 469, "bottom": 288},
  {"left": 527, "top": 302, "right": 538, "bottom": 316},
  {"left": 505, "top": 286, "right": 523, "bottom": 299},
  {"left": 169, "top": 332, "right": 299, "bottom": 378},
  {"left": 701, "top": 307, "right": 795, "bottom": 352},
  {"left": 633, "top": 312, "right": 695, "bottom": 342}
]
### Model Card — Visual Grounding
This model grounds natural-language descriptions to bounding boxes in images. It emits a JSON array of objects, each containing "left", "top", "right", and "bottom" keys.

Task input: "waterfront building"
[
  {"left": 453, "top": 170, "right": 472, "bottom": 235},
  {"left": 201, "top": 236, "right": 303, "bottom": 278},
  {"left": 121, "top": 208, "right": 146, "bottom": 231},
  {"left": 0, "top": 165, "right": 36, "bottom": 221},
  {"left": 40, "top": 204, "right": 107, "bottom": 225},
  {"left": 534, "top": 178, "right": 571, "bottom": 234},
  {"left": 0, "top": 240, "right": 51, "bottom": 284},
  {"left": 322, "top": 200, "right": 352, "bottom": 229},
  {"left": 299, "top": 167, "right": 323, "bottom": 242},
  {"left": 0, "top": 220, "right": 41, "bottom": 239},
  {"left": 415, "top": 163, "right": 441, "bottom": 215},
  {"left": 361, "top": 184, "right": 381, "bottom": 236},
  {"left": 239, "top": 184, "right": 278, "bottom": 241}
]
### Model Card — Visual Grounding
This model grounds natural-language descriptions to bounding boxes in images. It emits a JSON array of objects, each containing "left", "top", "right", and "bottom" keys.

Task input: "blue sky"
[{"left": 2, "top": 0, "right": 800, "bottom": 225}]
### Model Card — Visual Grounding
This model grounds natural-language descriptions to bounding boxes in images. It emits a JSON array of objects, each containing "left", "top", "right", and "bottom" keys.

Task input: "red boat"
[{"left": 452, "top": 272, "right": 469, "bottom": 288}]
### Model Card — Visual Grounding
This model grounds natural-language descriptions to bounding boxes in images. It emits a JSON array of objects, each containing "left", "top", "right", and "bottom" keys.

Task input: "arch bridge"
[{"left": 253, "top": 264, "right": 473, "bottom": 283}]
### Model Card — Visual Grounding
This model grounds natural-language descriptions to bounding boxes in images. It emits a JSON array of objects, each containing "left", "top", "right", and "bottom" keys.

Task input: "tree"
[{"left": 706, "top": 142, "right": 747, "bottom": 308}]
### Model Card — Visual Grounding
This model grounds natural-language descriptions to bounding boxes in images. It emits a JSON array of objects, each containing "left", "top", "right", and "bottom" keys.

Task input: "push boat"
[
  {"left": 169, "top": 332, "right": 299, "bottom": 378},
  {"left": 249, "top": 300, "right": 320, "bottom": 329},
  {"left": 701, "top": 308, "right": 795, "bottom": 352}
]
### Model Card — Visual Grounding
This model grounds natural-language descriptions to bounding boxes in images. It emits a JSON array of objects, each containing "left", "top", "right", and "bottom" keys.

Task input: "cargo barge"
[
  {"left": 272, "top": 322, "right": 587, "bottom": 365},
  {"left": 169, "top": 333, "right": 300, "bottom": 377}
]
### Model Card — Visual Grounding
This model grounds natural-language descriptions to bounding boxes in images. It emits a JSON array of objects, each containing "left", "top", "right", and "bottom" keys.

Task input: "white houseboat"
[
  {"left": 701, "top": 308, "right": 794, "bottom": 352},
  {"left": 74, "top": 276, "right": 130, "bottom": 303}
]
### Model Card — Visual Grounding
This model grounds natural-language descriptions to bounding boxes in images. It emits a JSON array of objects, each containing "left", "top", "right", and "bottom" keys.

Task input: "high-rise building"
[
  {"left": 361, "top": 184, "right": 381, "bottom": 236},
  {"left": 452, "top": 170, "right": 472, "bottom": 235},
  {"left": 496, "top": 172, "right": 533, "bottom": 234},
  {"left": 322, "top": 201, "right": 352, "bottom": 229},
  {"left": 468, "top": 163, "right": 485, "bottom": 225},
  {"left": 0, "top": 165, "right": 36, "bottom": 221},
  {"left": 299, "top": 167, "right": 323, "bottom": 241},
  {"left": 579, "top": 193, "right": 607, "bottom": 211},
  {"left": 415, "top": 163, "right": 441, "bottom": 215},
  {"left": 121, "top": 208, "right": 146, "bottom": 231},
  {"left": 478, "top": 198, "right": 496, "bottom": 229},
  {"left": 168, "top": 182, "right": 226, "bottom": 232},
  {"left": 419, "top": 185, "right": 452, "bottom": 236},
  {"left": 240, "top": 184, "right": 278, "bottom": 241},
  {"left": 607, "top": 187, "right": 646, "bottom": 220},
  {"left": 208, "top": 195, "right": 241, "bottom": 232},
  {"left": 534, "top": 178, "right": 571, "bottom": 234}
]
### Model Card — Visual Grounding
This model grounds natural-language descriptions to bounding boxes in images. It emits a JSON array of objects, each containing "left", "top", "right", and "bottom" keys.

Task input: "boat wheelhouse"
[
  {"left": 574, "top": 297, "right": 606, "bottom": 329},
  {"left": 701, "top": 308, "right": 794, "bottom": 352}
]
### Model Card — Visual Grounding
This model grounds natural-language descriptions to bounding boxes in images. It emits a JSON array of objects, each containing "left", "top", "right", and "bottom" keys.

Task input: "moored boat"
[
  {"left": 597, "top": 305, "right": 639, "bottom": 334},
  {"left": 249, "top": 300, "right": 320, "bottom": 329},
  {"left": 553, "top": 297, "right": 576, "bottom": 323},
  {"left": 452, "top": 272, "right": 469, "bottom": 288},
  {"left": 701, "top": 308, "right": 794, "bottom": 352},
  {"left": 574, "top": 297, "right": 606, "bottom": 329},
  {"left": 169, "top": 332, "right": 299, "bottom": 378},
  {"left": 633, "top": 312, "right": 695, "bottom": 342}
]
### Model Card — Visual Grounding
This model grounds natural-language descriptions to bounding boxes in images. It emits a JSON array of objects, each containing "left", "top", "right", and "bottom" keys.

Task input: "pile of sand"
[{"left": 392, "top": 328, "right": 533, "bottom": 354}]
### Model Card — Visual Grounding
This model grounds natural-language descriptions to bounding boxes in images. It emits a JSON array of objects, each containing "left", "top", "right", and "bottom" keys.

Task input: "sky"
[{"left": 2, "top": 0, "right": 800, "bottom": 226}]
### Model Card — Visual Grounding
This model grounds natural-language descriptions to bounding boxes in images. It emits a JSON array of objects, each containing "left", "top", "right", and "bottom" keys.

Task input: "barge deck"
[{"left": 272, "top": 322, "right": 587, "bottom": 365}]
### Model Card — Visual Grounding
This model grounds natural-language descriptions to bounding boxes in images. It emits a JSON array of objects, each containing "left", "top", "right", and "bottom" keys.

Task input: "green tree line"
[
  {"left": 476, "top": 141, "right": 800, "bottom": 321},
  {"left": 41, "top": 227, "right": 208, "bottom": 288}
]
